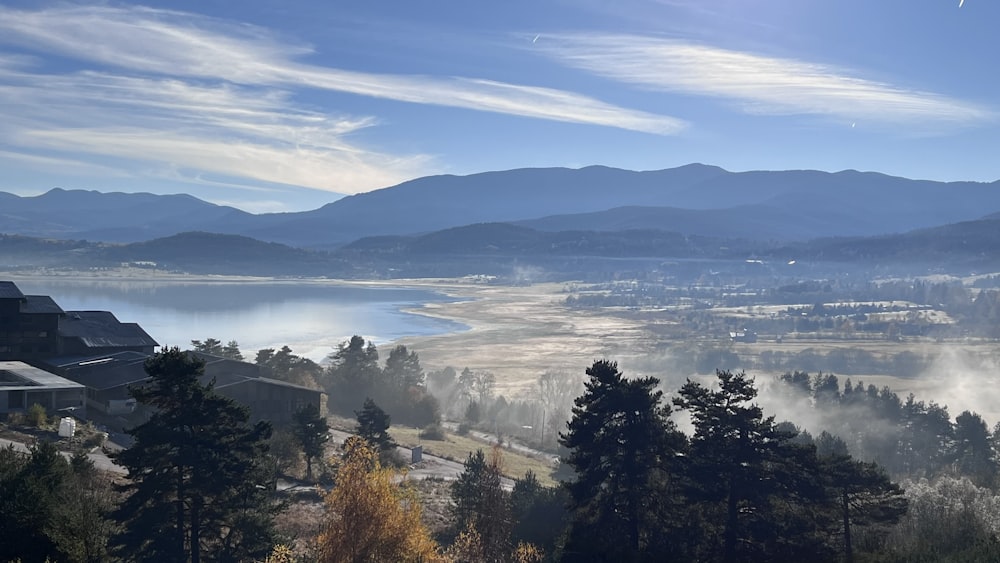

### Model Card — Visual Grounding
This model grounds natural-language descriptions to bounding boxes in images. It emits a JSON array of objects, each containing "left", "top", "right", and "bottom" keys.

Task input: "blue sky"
[{"left": 0, "top": 0, "right": 996, "bottom": 212}]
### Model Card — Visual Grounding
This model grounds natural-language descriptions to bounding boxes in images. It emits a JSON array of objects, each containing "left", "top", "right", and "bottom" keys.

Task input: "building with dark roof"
[
  {"left": 0, "top": 361, "right": 85, "bottom": 416},
  {"left": 192, "top": 352, "right": 326, "bottom": 424},
  {"left": 47, "top": 351, "right": 151, "bottom": 415},
  {"left": 59, "top": 311, "right": 158, "bottom": 356},
  {"left": 0, "top": 284, "right": 64, "bottom": 361}
]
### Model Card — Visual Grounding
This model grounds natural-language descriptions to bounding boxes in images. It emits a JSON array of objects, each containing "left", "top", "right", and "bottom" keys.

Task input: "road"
[
  {"left": 327, "top": 429, "right": 513, "bottom": 488},
  {"left": 0, "top": 437, "right": 127, "bottom": 475}
]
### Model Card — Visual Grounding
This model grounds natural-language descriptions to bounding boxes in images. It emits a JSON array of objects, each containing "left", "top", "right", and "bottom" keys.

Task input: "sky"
[{"left": 0, "top": 0, "right": 997, "bottom": 213}]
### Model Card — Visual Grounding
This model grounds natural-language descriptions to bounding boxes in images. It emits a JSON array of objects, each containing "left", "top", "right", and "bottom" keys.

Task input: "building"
[
  {"left": 193, "top": 351, "right": 326, "bottom": 424},
  {"left": 0, "top": 281, "right": 63, "bottom": 361},
  {"left": 1, "top": 281, "right": 324, "bottom": 423},
  {"left": 47, "top": 351, "right": 151, "bottom": 415},
  {"left": 0, "top": 361, "right": 86, "bottom": 416},
  {"left": 58, "top": 311, "right": 158, "bottom": 356}
]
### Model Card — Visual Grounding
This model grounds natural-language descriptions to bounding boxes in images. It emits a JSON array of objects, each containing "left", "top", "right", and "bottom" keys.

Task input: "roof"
[
  {"left": 59, "top": 311, "right": 159, "bottom": 348},
  {"left": 48, "top": 351, "right": 152, "bottom": 391},
  {"left": 213, "top": 374, "right": 323, "bottom": 394},
  {"left": 21, "top": 295, "right": 65, "bottom": 315},
  {"left": 0, "top": 361, "right": 84, "bottom": 391},
  {"left": 0, "top": 281, "right": 25, "bottom": 300}
]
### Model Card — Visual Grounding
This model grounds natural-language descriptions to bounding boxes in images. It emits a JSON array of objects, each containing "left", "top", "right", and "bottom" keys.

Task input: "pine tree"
[
  {"left": 355, "top": 398, "right": 395, "bottom": 453},
  {"left": 560, "top": 360, "right": 686, "bottom": 561},
  {"left": 292, "top": 402, "right": 329, "bottom": 481},
  {"left": 113, "top": 347, "right": 280, "bottom": 563},
  {"left": 674, "top": 370, "right": 827, "bottom": 563}
]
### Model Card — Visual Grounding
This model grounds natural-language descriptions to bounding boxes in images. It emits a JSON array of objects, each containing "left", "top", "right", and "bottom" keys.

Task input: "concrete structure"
[{"left": 0, "top": 361, "right": 85, "bottom": 416}]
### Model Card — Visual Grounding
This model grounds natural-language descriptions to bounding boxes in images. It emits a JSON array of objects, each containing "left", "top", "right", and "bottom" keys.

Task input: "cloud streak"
[
  {"left": 0, "top": 62, "right": 427, "bottom": 194},
  {"left": 0, "top": 5, "right": 683, "bottom": 136},
  {"left": 540, "top": 34, "right": 993, "bottom": 129}
]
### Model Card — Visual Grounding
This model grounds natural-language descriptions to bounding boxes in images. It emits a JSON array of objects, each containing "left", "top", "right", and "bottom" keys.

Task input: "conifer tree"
[
  {"left": 113, "top": 347, "right": 280, "bottom": 563},
  {"left": 560, "top": 359, "right": 686, "bottom": 561},
  {"left": 292, "top": 402, "right": 329, "bottom": 481}
]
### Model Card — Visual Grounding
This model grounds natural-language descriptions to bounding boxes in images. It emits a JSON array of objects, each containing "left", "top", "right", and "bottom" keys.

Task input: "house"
[{"left": 0, "top": 361, "right": 86, "bottom": 416}]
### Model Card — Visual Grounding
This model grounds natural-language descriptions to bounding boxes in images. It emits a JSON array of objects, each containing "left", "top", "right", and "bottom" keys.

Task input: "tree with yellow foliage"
[{"left": 316, "top": 436, "right": 444, "bottom": 563}]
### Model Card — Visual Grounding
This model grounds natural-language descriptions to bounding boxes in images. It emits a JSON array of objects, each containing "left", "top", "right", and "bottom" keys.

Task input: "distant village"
[{"left": 0, "top": 280, "right": 324, "bottom": 429}]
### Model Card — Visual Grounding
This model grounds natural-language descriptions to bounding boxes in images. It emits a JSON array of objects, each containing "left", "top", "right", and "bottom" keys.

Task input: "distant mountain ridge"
[{"left": 3, "top": 165, "right": 999, "bottom": 247}]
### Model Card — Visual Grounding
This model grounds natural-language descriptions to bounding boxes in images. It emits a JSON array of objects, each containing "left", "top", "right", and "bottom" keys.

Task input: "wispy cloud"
[
  {"left": 539, "top": 34, "right": 993, "bottom": 129},
  {"left": 0, "top": 62, "right": 426, "bottom": 194},
  {"left": 0, "top": 5, "right": 683, "bottom": 136}
]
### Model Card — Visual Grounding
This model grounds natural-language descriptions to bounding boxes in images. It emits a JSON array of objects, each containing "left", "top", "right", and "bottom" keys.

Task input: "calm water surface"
[{"left": 12, "top": 278, "right": 466, "bottom": 362}]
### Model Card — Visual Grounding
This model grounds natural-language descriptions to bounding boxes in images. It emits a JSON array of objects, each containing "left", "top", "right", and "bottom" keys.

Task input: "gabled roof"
[
  {"left": 21, "top": 295, "right": 65, "bottom": 315},
  {"left": 48, "top": 351, "right": 152, "bottom": 391},
  {"left": 59, "top": 311, "right": 159, "bottom": 348},
  {"left": 0, "top": 281, "right": 24, "bottom": 300}
]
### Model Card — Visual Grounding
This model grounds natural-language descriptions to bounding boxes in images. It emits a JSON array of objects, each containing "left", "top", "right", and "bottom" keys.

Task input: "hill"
[{"left": 3, "top": 164, "right": 999, "bottom": 251}]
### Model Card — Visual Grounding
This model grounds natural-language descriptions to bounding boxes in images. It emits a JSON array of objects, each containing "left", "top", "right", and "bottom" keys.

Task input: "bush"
[
  {"left": 26, "top": 403, "right": 47, "bottom": 427},
  {"left": 457, "top": 422, "right": 471, "bottom": 436},
  {"left": 418, "top": 423, "right": 446, "bottom": 441}
]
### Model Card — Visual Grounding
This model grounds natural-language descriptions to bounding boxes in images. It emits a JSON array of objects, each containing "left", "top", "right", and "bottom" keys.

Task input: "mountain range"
[{"left": 3, "top": 164, "right": 999, "bottom": 248}]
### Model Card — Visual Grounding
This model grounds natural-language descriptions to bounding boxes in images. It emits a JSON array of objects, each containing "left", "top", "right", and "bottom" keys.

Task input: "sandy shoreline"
[{"left": 385, "top": 281, "right": 658, "bottom": 397}]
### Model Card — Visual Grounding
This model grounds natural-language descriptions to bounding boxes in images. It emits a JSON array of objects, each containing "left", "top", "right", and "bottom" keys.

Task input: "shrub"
[
  {"left": 418, "top": 423, "right": 446, "bottom": 441},
  {"left": 457, "top": 422, "right": 471, "bottom": 436},
  {"left": 26, "top": 403, "right": 47, "bottom": 427}
]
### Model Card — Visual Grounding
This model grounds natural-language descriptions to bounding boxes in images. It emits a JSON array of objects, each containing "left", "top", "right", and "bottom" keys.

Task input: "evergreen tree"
[
  {"left": 383, "top": 344, "right": 424, "bottom": 390},
  {"left": 355, "top": 398, "right": 395, "bottom": 453},
  {"left": 113, "top": 348, "right": 280, "bottom": 563},
  {"left": 560, "top": 359, "right": 686, "bottom": 561},
  {"left": 327, "top": 336, "right": 381, "bottom": 414},
  {"left": 190, "top": 337, "right": 224, "bottom": 356},
  {"left": 292, "top": 402, "right": 329, "bottom": 481},
  {"left": 674, "top": 370, "right": 827, "bottom": 562},
  {"left": 450, "top": 447, "right": 515, "bottom": 562}
]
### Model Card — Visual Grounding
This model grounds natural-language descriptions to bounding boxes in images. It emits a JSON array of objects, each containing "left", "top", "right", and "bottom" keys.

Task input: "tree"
[
  {"left": 450, "top": 447, "right": 515, "bottom": 562},
  {"left": 560, "top": 360, "right": 686, "bottom": 561},
  {"left": 256, "top": 345, "right": 323, "bottom": 389},
  {"left": 316, "top": 436, "right": 442, "bottom": 562},
  {"left": 190, "top": 337, "right": 224, "bottom": 356},
  {"left": 0, "top": 442, "right": 118, "bottom": 563},
  {"left": 953, "top": 410, "right": 995, "bottom": 486},
  {"left": 536, "top": 371, "right": 581, "bottom": 446},
  {"left": 327, "top": 336, "right": 381, "bottom": 414},
  {"left": 222, "top": 340, "right": 244, "bottom": 361},
  {"left": 821, "top": 453, "right": 907, "bottom": 563},
  {"left": 292, "top": 403, "right": 329, "bottom": 481},
  {"left": 355, "top": 398, "right": 394, "bottom": 454},
  {"left": 383, "top": 344, "right": 424, "bottom": 390},
  {"left": 674, "top": 370, "right": 827, "bottom": 562},
  {"left": 113, "top": 347, "right": 280, "bottom": 563}
]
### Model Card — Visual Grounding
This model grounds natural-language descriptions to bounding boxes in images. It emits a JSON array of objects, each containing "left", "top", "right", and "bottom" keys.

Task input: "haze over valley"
[{"left": 2, "top": 1, "right": 1000, "bottom": 561}]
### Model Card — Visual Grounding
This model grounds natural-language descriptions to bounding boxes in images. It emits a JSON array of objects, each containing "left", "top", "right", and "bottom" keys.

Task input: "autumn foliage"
[{"left": 316, "top": 436, "right": 444, "bottom": 563}]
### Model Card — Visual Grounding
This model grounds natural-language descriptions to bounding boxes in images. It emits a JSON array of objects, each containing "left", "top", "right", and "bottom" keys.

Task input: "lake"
[{"left": 10, "top": 277, "right": 467, "bottom": 362}]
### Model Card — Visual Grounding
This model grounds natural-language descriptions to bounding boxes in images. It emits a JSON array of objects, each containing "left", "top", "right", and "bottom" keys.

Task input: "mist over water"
[{"left": 10, "top": 278, "right": 466, "bottom": 362}]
